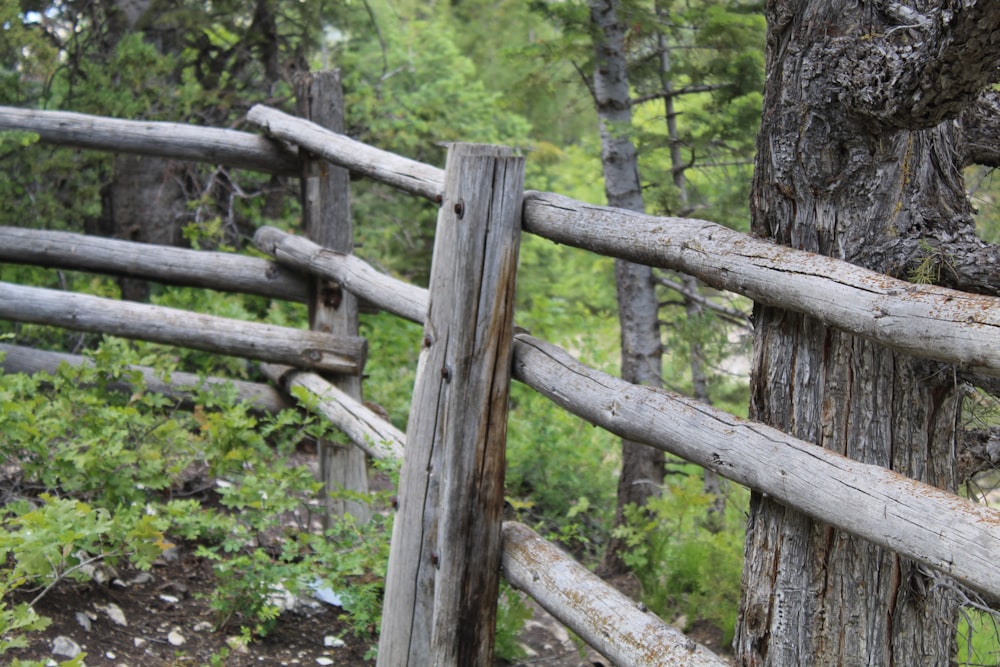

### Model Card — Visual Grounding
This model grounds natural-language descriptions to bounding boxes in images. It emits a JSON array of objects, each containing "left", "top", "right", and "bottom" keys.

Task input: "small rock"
[
  {"left": 52, "top": 635, "right": 82, "bottom": 658},
  {"left": 106, "top": 651, "right": 117, "bottom": 659},
  {"left": 158, "top": 580, "right": 188, "bottom": 596},
  {"left": 323, "top": 636, "right": 346, "bottom": 648},
  {"left": 130, "top": 571, "right": 153, "bottom": 585},
  {"left": 134, "top": 637, "right": 147, "bottom": 648},
  {"left": 226, "top": 636, "right": 250, "bottom": 653},
  {"left": 96, "top": 602, "right": 127, "bottom": 626},
  {"left": 75, "top": 611, "right": 92, "bottom": 632},
  {"left": 157, "top": 546, "right": 180, "bottom": 563},
  {"left": 193, "top": 621, "right": 213, "bottom": 632},
  {"left": 159, "top": 594, "right": 180, "bottom": 604},
  {"left": 316, "top": 659, "right": 334, "bottom": 666},
  {"left": 167, "top": 629, "right": 186, "bottom": 646}
]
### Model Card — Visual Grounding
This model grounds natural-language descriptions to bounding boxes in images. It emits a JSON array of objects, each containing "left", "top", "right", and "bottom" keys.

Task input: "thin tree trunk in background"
[
  {"left": 654, "top": 9, "right": 725, "bottom": 519},
  {"left": 109, "top": 154, "right": 188, "bottom": 301},
  {"left": 588, "top": 0, "right": 664, "bottom": 578},
  {"left": 296, "top": 70, "right": 371, "bottom": 524}
]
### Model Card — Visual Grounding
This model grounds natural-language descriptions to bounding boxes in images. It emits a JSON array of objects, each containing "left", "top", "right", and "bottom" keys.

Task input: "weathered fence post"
[
  {"left": 377, "top": 144, "right": 525, "bottom": 666},
  {"left": 296, "top": 70, "right": 370, "bottom": 523}
]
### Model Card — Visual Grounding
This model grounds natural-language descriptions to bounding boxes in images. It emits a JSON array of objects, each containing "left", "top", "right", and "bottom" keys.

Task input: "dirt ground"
[
  {"left": 4, "top": 539, "right": 630, "bottom": 667},
  {"left": 6, "top": 544, "right": 731, "bottom": 667}
]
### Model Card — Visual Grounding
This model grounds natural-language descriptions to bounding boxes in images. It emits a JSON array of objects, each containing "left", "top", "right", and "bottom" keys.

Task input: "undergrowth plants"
[
  {"left": 0, "top": 340, "right": 393, "bottom": 656},
  {"left": 615, "top": 472, "right": 747, "bottom": 647}
]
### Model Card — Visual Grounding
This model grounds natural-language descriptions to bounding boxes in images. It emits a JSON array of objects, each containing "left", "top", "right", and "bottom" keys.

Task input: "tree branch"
[
  {"left": 833, "top": 2, "right": 1000, "bottom": 129},
  {"left": 960, "top": 88, "right": 1000, "bottom": 168},
  {"left": 653, "top": 271, "right": 751, "bottom": 329},
  {"left": 630, "top": 83, "right": 728, "bottom": 107}
]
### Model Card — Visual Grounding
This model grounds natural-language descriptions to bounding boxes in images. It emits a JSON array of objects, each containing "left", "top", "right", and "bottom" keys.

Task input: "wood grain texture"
[
  {"left": 0, "top": 226, "right": 308, "bottom": 302},
  {"left": 0, "top": 282, "right": 366, "bottom": 374},
  {"left": 378, "top": 144, "right": 524, "bottom": 667},
  {"left": 0, "top": 106, "right": 300, "bottom": 175},
  {"left": 248, "top": 104, "right": 445, "bottom": 202},
  {"left": 502, "top": 521, "right": 728, "bottom": 667},
  {"left": 510, "top": 332, "right": 1000, "bottom": 602}
]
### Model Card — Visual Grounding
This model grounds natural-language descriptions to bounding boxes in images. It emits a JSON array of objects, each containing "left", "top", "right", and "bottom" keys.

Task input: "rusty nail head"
[
  {"left": 431, "top": 551, "right": 440, "bottom": 568},
  {"left": 423, "top": 334, "right": 433, "bottom": 348},
  {"left": 441, "top": 365, "right": 451, "bottom": 382},
  {"left": 454, "top": 199, "right": 464, "bottom": 218}
]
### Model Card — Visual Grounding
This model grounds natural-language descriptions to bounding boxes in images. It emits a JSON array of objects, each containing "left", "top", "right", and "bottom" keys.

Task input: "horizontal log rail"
[
  {"left": 522, "top": 191, "right": 1000, "bottom": 377},
  {"left": 510, "top": 333, "right": 1000, "bottom": 601},
  {"left": 254, "top": 226, "right": 427, "bottom": 323},
  {"left": 0, "top": 282, "right": 366, "bottom": 375},
  {"left": 247, "top": 105, "right": 445, "bottom": 202},
  {"left": 0, "top": 343, "right": 291, "bottom": 413},
  {"left": 501, "top": 521, "right": 728, "bottom": 667},
  {"left": 259, "top": 362, "right": 405, "bottom": 461},
  {"left": 0, "top": 226, "right": 310, "bottom": 303},
  {"left": 0, "top": 106, "right": 301, "bottom": 175}
]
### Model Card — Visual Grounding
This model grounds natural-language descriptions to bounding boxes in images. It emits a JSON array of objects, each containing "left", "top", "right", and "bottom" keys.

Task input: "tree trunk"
[
  {"left": 736, "top": 3, "right": 1000, "bottom": 664},
  {"left": 588, "top": 0, "right": 665, "bottom": 578},
  {"left": 108, "top": 154, "right": 188, "bottom": 301}
]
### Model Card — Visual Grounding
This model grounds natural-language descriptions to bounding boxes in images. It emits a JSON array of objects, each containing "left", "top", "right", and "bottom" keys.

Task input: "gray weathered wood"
[
  {"left": 247, "top": 104, "right": 445, "bottom": 202},
  {"left": 254, "top": 226, "right": 427, "bottom": 323},
  {"left": 522, "top": 191, "right": 1000, "bottom": 376},
  {"left": 0, "top": 282, "right": 366, "bottom": 374},
  {"left": 0, "top": 106, "right": 301, "bottom": 175},
  {"left": 0, "top": 226, "right": 309, "bottom": 302},
  {"left": 510, "top": 332, "right": 1000, "bottom": 601},
  {"left": 259, "top": 362, "right": 404, "bottom": 461},
  {"left": 0, "top": 343, "right": 292, "bottom": 413},
  {"left": 501, "top": 521, "right": 729, "bottom": 667},
  {"left": 378, "top": 144, "right": 524, "bottom": 667},
  {"left": 296, "top": 71, "right": 370, "bottom": 522}
]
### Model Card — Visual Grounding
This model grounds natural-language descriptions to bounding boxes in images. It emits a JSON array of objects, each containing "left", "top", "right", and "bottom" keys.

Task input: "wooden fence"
[{"left": 2, "top": 74, "right": 1000, "bottom": 667}]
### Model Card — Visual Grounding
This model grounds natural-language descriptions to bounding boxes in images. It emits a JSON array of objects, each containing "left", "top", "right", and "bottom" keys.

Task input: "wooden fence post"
[
  {"left": 377, "top": 144, "right": 524, "bottom": 666},
  {"left": 296, "top": 70, "right": 370, "bottom": 523}
]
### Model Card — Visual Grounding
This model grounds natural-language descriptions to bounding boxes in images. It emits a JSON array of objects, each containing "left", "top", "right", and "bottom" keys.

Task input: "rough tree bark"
[
  {"left": 735, "top": 3, "right": 1000, "bottom": 665},
  {"left": 588, "top": 0, "right": 666, "bottom": 577}
]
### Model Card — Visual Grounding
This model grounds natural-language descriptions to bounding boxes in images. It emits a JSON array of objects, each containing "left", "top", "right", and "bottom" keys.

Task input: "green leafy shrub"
[
  {"left": 615, "top": 473, "right": 747, "bottom": 646},
  {"left": 0, "top": 339, "right": 394, "bottom": 652}
]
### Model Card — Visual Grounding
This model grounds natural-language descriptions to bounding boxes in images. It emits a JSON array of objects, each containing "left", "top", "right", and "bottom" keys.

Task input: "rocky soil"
[{"left": 4, "top": 538, "right": 624, "bottom": 667}]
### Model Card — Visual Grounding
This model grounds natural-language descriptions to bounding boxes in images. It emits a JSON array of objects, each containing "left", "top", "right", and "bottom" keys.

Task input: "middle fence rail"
[{"left": 3, "top": 101, "right": 1000, "bottom": 666}]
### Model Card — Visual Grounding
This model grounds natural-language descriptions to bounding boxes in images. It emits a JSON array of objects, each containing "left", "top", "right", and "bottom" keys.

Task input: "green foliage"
[
  {"left": 956, "top": 608, "right": 1000, "bottom": 666},
  {"left": 506, "top": 381, "right": 618, "bottom": 561},
  {"left": 614, "top": 474, "right": 747, "bottom": 645},
  {"left": 0, "top": 592, "right": 51, "bottom": 660},
  {"left": 0, "top": 341, "right": 394, "bottom": 651},
  {"left": 495, "top": 584, "right": 535, "bottom": 661}
]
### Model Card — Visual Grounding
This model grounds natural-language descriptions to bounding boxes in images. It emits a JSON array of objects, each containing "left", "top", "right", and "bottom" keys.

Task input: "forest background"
[{"left": 1, "top": 0, "right": 999, "bottom": 664}]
